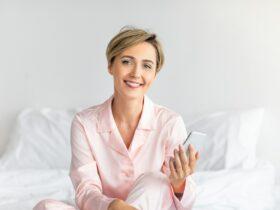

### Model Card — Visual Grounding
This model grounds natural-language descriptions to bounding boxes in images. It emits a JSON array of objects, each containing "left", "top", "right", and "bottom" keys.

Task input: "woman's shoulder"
[
  {"left": 153, "top": 102, "right": 184, "bottom": 126},
  {"left": 72, "top": 100, "right": 108, "bottom": 124}
]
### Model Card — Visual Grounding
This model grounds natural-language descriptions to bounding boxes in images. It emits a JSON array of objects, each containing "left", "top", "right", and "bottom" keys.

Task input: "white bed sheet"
[
  {"left": 274, "top": 170, "right": 280, "bottom": 209},
  {"left": 0, "top": 169, "right": 75, "bottom": 209},
  {"left": 193, "top": 160, "right": 276, "bottom": 210},
  {"left": 0, "top": 161, "right": 277, "bottom": 210}
]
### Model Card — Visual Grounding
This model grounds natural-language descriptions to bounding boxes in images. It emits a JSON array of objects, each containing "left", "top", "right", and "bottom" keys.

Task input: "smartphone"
[{"left": 183, "top": 131, "right": 207, "bottom": 156}]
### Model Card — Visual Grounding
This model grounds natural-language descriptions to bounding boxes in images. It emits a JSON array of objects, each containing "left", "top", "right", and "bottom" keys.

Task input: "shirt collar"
[{"left": 97, "top": 94, "right": 156, "bottom": 133}]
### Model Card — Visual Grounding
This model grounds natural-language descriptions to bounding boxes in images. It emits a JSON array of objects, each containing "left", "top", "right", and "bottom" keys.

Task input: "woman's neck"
[{"left": 111, "top": 94, "right": 144, "bottom": 127}]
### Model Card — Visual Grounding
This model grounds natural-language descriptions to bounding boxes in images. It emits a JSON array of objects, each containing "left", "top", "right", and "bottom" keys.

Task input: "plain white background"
[{"left": 0, "top": 0, "right": 279, "bottom": 172}]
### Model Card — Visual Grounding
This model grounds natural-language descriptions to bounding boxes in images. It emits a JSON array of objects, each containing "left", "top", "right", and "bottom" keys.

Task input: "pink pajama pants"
[{"left": 33, "top": 172, "right": 177, "bottom": 210}]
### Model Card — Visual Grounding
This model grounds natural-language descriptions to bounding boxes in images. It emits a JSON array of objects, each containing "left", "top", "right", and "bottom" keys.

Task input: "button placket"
[{"left": 121, "top": 158, "right": 135, "bottom": 177}]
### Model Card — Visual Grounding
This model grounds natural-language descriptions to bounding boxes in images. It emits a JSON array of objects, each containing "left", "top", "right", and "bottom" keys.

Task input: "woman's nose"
[{"left": 131, "top": 64, "right": 142, "bottom": 77}]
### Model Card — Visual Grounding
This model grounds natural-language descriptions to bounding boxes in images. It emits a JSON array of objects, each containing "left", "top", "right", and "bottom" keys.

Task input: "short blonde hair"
[{"left": 106, "top": 26, "right": 164, "bottom": 73}]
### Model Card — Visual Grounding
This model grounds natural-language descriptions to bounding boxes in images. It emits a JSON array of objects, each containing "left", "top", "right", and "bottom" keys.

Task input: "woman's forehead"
[{"left": 119, "top": 42, "right": 156, "bottom": 62}]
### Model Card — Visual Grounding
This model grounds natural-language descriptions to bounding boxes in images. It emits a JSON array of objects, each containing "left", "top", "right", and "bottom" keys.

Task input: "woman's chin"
[{"left": 122, "top": 91, "right": 144, "bottom": 100}]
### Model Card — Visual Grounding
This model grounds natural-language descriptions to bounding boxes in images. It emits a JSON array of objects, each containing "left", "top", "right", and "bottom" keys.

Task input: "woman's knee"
[
  {"left": 126, "top": 172, "right": 175, "bottom": 209},
  {"left": 33, "top": 199, "right": 76, "bottom": 210},
  {"left": 33, "top": 199, "right": 53, "bottom": 210}
]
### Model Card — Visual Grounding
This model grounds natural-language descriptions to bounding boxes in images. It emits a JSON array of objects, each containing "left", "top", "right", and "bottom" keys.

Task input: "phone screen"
[{"left": 183, "top": 131, "right": 207, "bottom": 156}]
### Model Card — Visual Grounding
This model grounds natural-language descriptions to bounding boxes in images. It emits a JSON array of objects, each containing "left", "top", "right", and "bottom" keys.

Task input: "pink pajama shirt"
[{"left": 33, "top": 94, "right": 196, "bottom": 210}]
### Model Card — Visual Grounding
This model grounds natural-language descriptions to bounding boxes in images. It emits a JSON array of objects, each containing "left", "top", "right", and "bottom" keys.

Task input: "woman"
[{"left": 33, "top": 26, "right": 199, "bottom": 210}]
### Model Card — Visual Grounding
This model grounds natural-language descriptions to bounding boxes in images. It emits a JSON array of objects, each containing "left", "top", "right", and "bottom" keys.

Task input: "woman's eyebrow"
[{"left": 121, "top": 55, "right": 154, "bottom": 64}]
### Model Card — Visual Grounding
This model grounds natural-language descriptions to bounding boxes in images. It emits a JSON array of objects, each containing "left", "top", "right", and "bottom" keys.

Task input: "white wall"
[{"left": 1, "top": 0, "right": 279, "bottom": 170}]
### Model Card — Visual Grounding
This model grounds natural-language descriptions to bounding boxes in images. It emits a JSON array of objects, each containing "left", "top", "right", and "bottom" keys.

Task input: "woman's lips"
[{"left": 124, "top": 80, "right": 143, "bottom": 88}]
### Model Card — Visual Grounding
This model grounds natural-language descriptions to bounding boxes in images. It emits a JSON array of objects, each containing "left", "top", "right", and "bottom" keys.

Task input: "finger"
[
  {"left": 195, "top": 151, "right": 200, "bottom": 160},
  {"left": 179, "top": 144, "right": 189, "bottom": 174},
  {"left": 174, "top": 148, "right": 184, "bottom": 177},
  {"left": 169, "top": 157, "right": 177, "bottom": 179},
  {"left": 188, "top": 144, "right": 197, "bottom": 174}
]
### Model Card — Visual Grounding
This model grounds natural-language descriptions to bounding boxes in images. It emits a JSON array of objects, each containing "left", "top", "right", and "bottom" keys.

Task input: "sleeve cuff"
[{"left": 170, "top": 175, "right": 197, "bottom": 210}]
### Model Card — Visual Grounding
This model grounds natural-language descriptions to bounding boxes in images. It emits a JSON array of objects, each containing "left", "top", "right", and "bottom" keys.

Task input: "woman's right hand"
[{"left": 108, "top": 199, "right": 138, "bottom": 210}]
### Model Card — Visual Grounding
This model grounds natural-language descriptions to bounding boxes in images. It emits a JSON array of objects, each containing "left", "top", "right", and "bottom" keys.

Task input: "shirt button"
[{"left": 122, "top": 170, "right": 134, "bottom": 177}]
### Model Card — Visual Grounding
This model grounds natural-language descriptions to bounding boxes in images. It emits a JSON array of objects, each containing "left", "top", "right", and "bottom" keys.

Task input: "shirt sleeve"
[
  {"left": 161, "top": 115, "right": 197, "bottom": 210},
  {"left": 69, "top": 114, "right": 116, "bottom": 210}
]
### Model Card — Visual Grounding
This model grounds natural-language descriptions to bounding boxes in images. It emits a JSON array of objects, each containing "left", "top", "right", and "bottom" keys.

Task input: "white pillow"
[
  {"left": 0, "top": 108, "right": 78, "bottom": 170},
  {"left": 1, "top": 107, "right": 264, "bottom": 171},
  {"left": 185, "top": 108, "right": 264, "bottom": 171}
]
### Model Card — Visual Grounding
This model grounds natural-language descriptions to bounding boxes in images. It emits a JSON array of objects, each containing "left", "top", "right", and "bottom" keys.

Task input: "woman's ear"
[
  {"left": 108, "top": 63, "right": 113, "bottom": 75},
  {"left": 153, "top": 70, "right": 158, "bottom": 79}
]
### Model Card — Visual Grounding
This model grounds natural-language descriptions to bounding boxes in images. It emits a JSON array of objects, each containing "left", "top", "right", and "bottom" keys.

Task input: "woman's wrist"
[{"left": 172, "top": 179, "right": 186, "bottom": 193}]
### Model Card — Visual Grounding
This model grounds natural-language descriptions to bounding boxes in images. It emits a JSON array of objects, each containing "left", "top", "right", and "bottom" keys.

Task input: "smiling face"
[{"left": 108, "top": 41, "right": 157, "bottom": 100}]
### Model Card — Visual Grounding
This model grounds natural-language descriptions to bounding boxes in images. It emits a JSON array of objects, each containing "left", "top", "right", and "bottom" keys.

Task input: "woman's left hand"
[{"left": 169, "top": 144, "right": 199, "bottom": 193}]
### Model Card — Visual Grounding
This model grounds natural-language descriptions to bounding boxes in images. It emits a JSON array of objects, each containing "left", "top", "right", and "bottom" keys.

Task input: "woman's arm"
[
  {"left": 161, "top": 116, "right": 197, "bottom": 210},
  {"left": 69, "top": 114, "right": 116, "bottom": 210}
]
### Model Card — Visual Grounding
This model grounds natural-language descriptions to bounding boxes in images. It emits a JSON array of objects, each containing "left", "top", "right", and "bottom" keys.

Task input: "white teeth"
[{"left": 125, "top": 81, "right": 141, "bottom": 88}]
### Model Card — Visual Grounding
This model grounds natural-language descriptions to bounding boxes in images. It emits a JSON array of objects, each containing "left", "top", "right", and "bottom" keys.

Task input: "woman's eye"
[
  {"left": 144, "top": 64, "right": 152, "bottom": 69},
  {"left": 122, "top": 60, "right": 131, "bottom": 65}
]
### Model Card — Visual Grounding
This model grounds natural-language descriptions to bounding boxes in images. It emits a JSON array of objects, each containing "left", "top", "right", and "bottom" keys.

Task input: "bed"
[{"left": 0, "top": 107, "right": 278, "bottom": 210}]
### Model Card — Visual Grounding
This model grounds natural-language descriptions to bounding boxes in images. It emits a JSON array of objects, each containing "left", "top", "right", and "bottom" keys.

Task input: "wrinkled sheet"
[
  {"left": 0, "top": 161, "right": 277, "bottom": 210},
  {"left": 0, "top": 169, "right": 75, "bottom": 209},
  {"left": 192, "top": 161, "right": 276, "bottom": 210}
]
